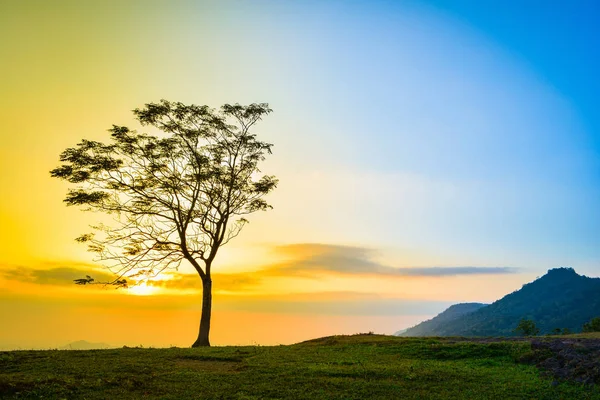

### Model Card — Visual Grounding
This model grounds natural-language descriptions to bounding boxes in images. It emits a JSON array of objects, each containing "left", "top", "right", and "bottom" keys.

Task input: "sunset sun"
[{"left": 127, "top": 281, "right": 160, "bottom": 296}]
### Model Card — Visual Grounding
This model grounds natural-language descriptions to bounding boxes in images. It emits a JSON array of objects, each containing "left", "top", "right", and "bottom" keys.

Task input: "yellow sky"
[{"left": 0, "top": 243, "right": 528, "bottom": 348}]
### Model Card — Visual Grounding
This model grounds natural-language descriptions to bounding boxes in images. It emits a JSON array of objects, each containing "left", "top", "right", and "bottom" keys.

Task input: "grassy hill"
[
  {"left": 400, "top": 268, "right": 600, "bottom": 337},
  {"left": 2, "top": 334, "right": 599, "bottom": 399}
]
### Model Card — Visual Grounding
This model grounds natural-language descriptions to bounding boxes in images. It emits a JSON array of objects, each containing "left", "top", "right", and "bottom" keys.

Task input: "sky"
[{"left": 0, "top": 0, "right": 599, "bottom": 348}]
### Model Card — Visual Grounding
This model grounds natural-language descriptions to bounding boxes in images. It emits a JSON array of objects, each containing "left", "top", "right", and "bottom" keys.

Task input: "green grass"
[{"left": 1, "top": 334, "right": 598, "bottom": 399}]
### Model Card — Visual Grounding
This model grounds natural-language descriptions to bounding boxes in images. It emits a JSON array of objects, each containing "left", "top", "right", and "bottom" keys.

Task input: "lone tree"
[
  {"left": 50, "top": 101, "right": 277, "bottom": 347},
  {"left": 513, "top": 318, "right": 540, "bottom": 336}
]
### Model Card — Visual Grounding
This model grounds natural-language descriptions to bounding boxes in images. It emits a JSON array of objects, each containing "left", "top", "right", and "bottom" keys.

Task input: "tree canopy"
[
  {"left": 51, "top": 100, "right": 277, "bottom": 346},
  {"left": 583, "top": 317, "right": 600, "bottom": 333},
  {"left": 514, "top": 318, "right": 540, "bottom": 337}
]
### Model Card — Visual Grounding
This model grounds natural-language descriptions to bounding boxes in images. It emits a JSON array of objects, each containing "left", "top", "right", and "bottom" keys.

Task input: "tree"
[
  {"left": 50, "top": 100, "right": 278, "bottom": 347},
  {"left": 583, "top": 317, "right": 600, "bottom": 333},
  {"left": 513, "top": 318, "right": 539, "bottom": 336},
  {"left": 551, "top": 328, "right": 562, "bottom": 335},
  {"left": 551, "top": 327, "right": 572, "bottom": 336}
]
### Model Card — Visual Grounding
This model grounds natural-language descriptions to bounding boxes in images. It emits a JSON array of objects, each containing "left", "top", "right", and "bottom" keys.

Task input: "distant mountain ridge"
[
  {"left": 395, "top": 303, "right": 487, "bottom": 336},
  {"left": 399, "top": 268, "right": 600, "bottom": 337},
  {"left": 59, "top": 340, "right": 114, "bottom": 350}
]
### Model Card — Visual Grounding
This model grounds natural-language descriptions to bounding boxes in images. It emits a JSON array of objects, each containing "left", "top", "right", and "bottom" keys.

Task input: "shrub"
[
  {"left": 514, "top": 318, "right": 540, "bottom": 336},
  {"left": 582, "top": 317, "right": 600, "bottom": 333}
]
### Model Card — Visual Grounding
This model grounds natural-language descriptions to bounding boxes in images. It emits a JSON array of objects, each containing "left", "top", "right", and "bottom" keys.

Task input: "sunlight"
[{"left": 127, "top": 281, "right": 160, "bottom": 296}]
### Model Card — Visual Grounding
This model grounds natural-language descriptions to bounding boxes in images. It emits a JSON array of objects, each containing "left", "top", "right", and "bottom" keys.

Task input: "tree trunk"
[{"left": 192, "top": 278, "right": 212, "bottom": 347}]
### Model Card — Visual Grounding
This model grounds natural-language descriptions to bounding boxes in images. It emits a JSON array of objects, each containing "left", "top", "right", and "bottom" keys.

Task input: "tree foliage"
[
  {"left": 550, "top": 327, "right": 572, "bottom": 335},
  {"left": 51, "top": 100, "right": 277, "bottom": 346},
  {"left": 514, "top": 318, "right": 540, "bottom": 336},
  {"left": 582, "top": 317, "right": 600, "bottom": 333}
]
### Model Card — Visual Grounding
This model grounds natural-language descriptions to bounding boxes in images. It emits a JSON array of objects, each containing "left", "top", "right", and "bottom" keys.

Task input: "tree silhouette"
[{"left": 51, "top": 101, "right": 277, "bottom": 347}]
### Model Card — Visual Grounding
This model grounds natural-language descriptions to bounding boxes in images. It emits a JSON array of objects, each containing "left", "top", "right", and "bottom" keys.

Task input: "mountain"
[
  {"left": 395, "top": 303, "right": 487, "bottom": 336},
  {"left": 59, "top": 340, "right": 114, "bottom": 350},
  {"left": 399, "top": 268, "right": 600, "bottom": 337}
]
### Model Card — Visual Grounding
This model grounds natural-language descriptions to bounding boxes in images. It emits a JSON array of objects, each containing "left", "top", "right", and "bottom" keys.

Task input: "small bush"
[
  {"left": 514, "top": 318, "right": 540, "bottom": 336},
  {"left": 582, "top": 317, "right": 600, "bottom": 333}
]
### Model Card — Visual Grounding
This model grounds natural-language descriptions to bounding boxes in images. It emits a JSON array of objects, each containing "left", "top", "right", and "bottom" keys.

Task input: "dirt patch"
[
  {"left": 0, "top": 379, "right": 36, "bottom": 396},
  {"left": 523, "top": 338, "right": 600, "bottom": 385},
  {"left": 444, "top": 337, "right": 531, "bottom": 344}
]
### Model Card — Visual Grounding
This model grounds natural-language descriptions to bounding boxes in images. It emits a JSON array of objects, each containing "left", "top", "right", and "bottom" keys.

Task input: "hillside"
[
  {"left": 395, "top": 303, "right": 487, "bottom": 336},
  {"left": 400, "top": 268, "right": 600, "bottom": 337}
]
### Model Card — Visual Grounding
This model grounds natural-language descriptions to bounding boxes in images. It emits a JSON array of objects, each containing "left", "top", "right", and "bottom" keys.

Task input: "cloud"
[
  {"left": 0, "top": 263, "right": 261, "bottom": 292},
  {"left": 263, "top": 243, "right": 517, "bottom": 277},
  {"left": 0, "top": 243, "right": 516, "bottom": 291},
  {"left": 149, "top": 272, "right": 261, "bottom": 291},
  {"left": 0, "top": 286, "right": 451, "bottom": 317},
  {"left": 0, "top": 265, "right": 116, "bottom": 286}
]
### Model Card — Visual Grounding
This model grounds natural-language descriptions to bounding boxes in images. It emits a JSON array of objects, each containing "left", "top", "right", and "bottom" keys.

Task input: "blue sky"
[
  {"left": 224, "top": 0, "right": 600, "bottom": 273},
  {"left": 1, "top": 0, "right": 598, "bottom": 275},
  {"left": 429, "top": 0, "right": 600, "bottom": 131}
]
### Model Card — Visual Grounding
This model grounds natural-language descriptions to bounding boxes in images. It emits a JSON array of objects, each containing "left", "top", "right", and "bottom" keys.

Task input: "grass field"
[{"left": 1, "top": 334, "right": 598, "bottom": 399}]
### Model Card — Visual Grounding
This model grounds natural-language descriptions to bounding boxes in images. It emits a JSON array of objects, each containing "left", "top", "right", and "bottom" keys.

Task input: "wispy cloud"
[
  {"left": 0, "top": 287, "right": 452, "bottom": 317},
  {"left": 150, "top": 272, "right": 261, "bottom": 291},
  {"left": 0, "top": 263, "right": 260, "bottom": 292},
  {"left": 262, "top": 243, "right": 517, "bottom": 278},
  {"left": 0, "top": 244, "right": 517, "bottom": 291},
  {"left": 0, "top": 265, "right": 115, "bottom": 286}
]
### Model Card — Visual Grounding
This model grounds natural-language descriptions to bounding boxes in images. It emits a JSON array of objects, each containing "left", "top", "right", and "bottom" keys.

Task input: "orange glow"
[{"left": 127, "top": 281, "right": 160, "bottom": 296}]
